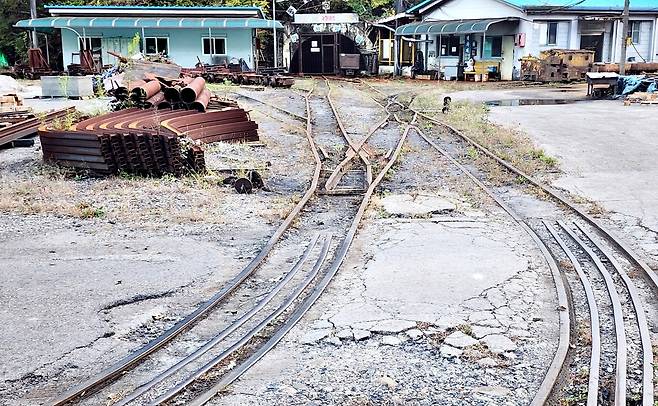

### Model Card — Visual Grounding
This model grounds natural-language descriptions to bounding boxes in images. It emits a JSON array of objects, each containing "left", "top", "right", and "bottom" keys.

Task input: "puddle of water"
[{"left": 484, "top": 98, "right": 586, "bottom": 107}]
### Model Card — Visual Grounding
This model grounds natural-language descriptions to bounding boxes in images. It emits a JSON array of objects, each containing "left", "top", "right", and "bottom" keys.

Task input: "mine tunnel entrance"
[{"left": 290, "top": 33, "right": 360, "bottom": 75}]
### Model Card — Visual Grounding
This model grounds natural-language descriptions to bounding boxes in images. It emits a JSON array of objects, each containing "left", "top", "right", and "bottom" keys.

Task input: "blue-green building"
[{"left": 15, "top": 5, "right": 282, "bottom": 69}]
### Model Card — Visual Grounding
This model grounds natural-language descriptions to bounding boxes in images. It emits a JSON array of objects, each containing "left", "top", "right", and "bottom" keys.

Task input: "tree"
[{"left": 0, "top": 0, "right": 34, "bottom": 64}]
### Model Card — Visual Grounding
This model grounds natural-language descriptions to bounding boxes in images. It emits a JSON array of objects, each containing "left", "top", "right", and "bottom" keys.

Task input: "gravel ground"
[
  {"left": 210, "top": 81, "right": 559, "bottom": 405},
  {"left": 5, "top": 78, "right": 650, "bottom": 406}
]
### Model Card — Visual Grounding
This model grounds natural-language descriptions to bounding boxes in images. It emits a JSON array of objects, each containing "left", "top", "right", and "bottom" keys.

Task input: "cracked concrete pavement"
[
  {"left": 0, "top": 213, "right": 267, "bottom": 402},
  {"left": 213, "top": 193, "right": 558, "bottom": 405}
]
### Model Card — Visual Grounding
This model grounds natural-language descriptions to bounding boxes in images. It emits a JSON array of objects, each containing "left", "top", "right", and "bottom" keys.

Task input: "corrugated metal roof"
[
  {"left": 45, "top": 5, "right": 266, "bottom": 19},
  {"left": 406, "top": 0, "right": 658, "bottom": 14},
  {"left": 395, "top": 18, "right": 510, "bottom": 35},
  {"left": 45, "top": 5, "right": 263, "bottom": 10},
  {"left": 15, "top": 17, "right": 282, "bottom": 30},
  {"left": 504, "top": 0, "right": 658, "bottom": 11}
]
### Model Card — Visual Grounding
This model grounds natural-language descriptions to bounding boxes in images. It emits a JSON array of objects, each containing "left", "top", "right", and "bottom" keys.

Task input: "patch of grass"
[
  {"left": 411, "top": 94, "right": 560, "bottom": 179},
  {"left": 49, "top": 110, "right": 82, "bottom": 131},
  {"left": 530, "top": 148, "right": 558, "bottom": 168},
  {"left": 76, "top": 202, "right": 105, "bottom": 219},
  {"left": 466, "top": 146, "right": 478, "bottom": 159},
  {"left": 576, "top": 320, "right": 592, "bottom": 346},
  {"left": 291, "top": 78, "right": 315, "bottom": 92}
]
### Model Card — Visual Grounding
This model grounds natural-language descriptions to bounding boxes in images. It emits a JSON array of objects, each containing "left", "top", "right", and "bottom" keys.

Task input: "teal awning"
[
  {"left": 15, "top": 17, "right": 282, "bottom": 31},
  {"left": 395, "top": 18, "right": 514, "bottom": 36}
]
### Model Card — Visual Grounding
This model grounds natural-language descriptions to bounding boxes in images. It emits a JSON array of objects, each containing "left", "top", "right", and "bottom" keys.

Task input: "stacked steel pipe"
[
  {"left": 113, "top": 76, "right": 213, "bottom": 112},
  {"left": 39, "top": 107, "right": 258, "bottom": 176}
]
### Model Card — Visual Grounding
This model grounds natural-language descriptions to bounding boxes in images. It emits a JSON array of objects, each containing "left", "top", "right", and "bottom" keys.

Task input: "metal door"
[{"left": 501, "top": 36, "right": 515, "bottom": 81}]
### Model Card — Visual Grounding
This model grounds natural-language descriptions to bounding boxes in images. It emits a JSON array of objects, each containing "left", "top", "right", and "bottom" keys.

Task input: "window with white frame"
[
  {"left": 202, "top": 37, "right": 227, "bottom": 55},
  {"left": 547, "top": 22, "right": 558, "bottom": 45},
  {"left": 145, "top": 37, "right": 169, "bottom": 55},
  {"left": 628, "top": 21, "right": 641, "bottom": 43}
]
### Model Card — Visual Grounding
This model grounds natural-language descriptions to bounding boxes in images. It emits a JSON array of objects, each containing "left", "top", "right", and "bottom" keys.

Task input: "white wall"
[
  {"left": 522, "top": 17, "right": 572, "bottom": 58},
  {"left": 424, "top": 0, "right": 523, "bottom": 20},
  {"left": 616, "top": 20, "right": 654, "bottom": 62},
  {"left": 654, "top": 18, "right": 658, "bottom": 62}
]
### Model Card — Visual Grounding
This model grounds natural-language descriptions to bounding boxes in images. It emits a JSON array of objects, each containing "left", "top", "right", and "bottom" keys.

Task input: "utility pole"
[
  {"left": 619, "top": 0, "right": 630, "bottom": 75},
  {"left": 30, "top": 0, "right": 39, "bottom": 48},
  {"left": 272, "top": 0, "right": 278, "bottom": 68}
]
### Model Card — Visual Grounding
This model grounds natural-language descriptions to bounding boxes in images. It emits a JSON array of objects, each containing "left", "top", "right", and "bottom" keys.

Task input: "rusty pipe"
[
  {"left": 164, "top": 85, "right": 181, "bottom": 102},
  {"left": 189, "top": 89, "right": 211, "bottom": 112},
  {"left": 130, "top": 80, "right": 162, "bottom": 102},
  {"left": 144, "top": 91, "right": 166, "bottom": 109},
  {"left": 157, "top": 101, "right": 172, "bottom": 110},
  {"left": 180, "top": 77, "right": 206, "bottom": 104}
]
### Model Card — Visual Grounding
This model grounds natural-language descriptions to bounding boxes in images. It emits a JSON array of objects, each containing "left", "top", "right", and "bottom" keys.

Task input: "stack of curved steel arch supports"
[{"left": 38, "top": 107, "right": 258, "bottom": 176}]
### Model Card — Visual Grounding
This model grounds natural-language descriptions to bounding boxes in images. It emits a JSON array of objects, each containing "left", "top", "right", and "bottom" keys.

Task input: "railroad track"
[
  {"left": 356, "top": 81, "right": 658, "bottom": 406},
  {"left": 43, "top": 81, "right": 410, "bottom": 406}
]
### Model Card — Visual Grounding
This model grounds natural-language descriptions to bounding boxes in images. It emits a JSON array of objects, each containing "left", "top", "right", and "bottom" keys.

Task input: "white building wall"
[
  {"left": 591, "top": 18, "right": 658, "bottom": 63},
  {"left": 617, "top": 20, "right": 654, "bottom": 62},
  {"left": 424, "top": 0, "right": 523, "bottom": 20},
  {"left": 524, "top": 18, "right": 572, "bottom": 57},
  {"left": 654, "top": 18, "right": 658, "bottom": 62},
  {"left": 414, "top": 0, "right": 658, "bottom": 75}
]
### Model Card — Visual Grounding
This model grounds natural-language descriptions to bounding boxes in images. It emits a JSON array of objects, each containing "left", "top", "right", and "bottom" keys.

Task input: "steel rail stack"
[
  {"left": 39, "top": 107, "right": 258, "bottom": 175},
  {"left": 0, "top": 107, "right": 75, "bottom": 148}
]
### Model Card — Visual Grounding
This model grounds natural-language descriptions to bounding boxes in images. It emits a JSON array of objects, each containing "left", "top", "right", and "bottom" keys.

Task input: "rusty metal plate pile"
[
  {"left": 38, "top": 106, "right": 258, "bottom": 176},
  {"left": 0, "top": 107, "right": 74, "bottom": 148},
  {"left": 40, "top": 130, "right": 201, "bottom": 176}
]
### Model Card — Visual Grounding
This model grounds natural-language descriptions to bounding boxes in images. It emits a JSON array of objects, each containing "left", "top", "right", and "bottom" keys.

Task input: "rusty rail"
[{"left": 0, "top": 107, "right": 75, "bottom": 148}]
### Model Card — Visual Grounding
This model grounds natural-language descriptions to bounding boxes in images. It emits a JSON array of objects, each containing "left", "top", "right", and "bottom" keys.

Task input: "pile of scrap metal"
[
  {"left": 10, "top": 48, "right": 59, "bottom": 80},
  {"left": 520, "top": 49, "right": 594, "bottom": 82},
  {"left": 593, "top": 62, "right": 658, "bottom": 75},
  {"left": 0, "top": 108, "right": 74, "bottom": 149},
  {"left": 181, "top": 64, "right": 294, "bottom": 88},
  {"left": 587, "top": 72, "right": 658, "bottom": 101},
  {"left": 112, "top": 76, "right": 214, "bottom": 112},
  {"left": 38, "top": 107, "right": 259, "bottom": 176}
]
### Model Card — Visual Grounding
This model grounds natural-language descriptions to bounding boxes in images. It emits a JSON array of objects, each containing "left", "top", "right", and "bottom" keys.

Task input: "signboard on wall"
[{"left": 293, "top": 13, "right": 359, "bottom": 24}]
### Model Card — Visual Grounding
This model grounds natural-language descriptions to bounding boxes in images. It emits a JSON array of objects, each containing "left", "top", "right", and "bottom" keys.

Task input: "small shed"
[{"left": 15, "top": 5, "right": 282, "bottom": 70}]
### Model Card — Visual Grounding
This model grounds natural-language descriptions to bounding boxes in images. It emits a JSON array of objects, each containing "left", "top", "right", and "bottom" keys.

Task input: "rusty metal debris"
[
  {"left": 0, "top": 107, "right": 74, "bottom": 148},
  {"left": 521, "top": 49, "right": 594, "bottom": 82},
  {"left": 181, "top": 65, "right": 294, "bottom": 88},
  {"left": 113, "top": 76, "right": 215, "bottom": 112}
]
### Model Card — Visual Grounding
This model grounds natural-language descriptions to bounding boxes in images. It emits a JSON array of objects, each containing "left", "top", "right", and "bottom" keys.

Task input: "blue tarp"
[
  {"left": 618, "top": 75, "right": 658, "bottom": 95},
  {"left": 648, "top": 82, "right": 657, "bottom": 94}
]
